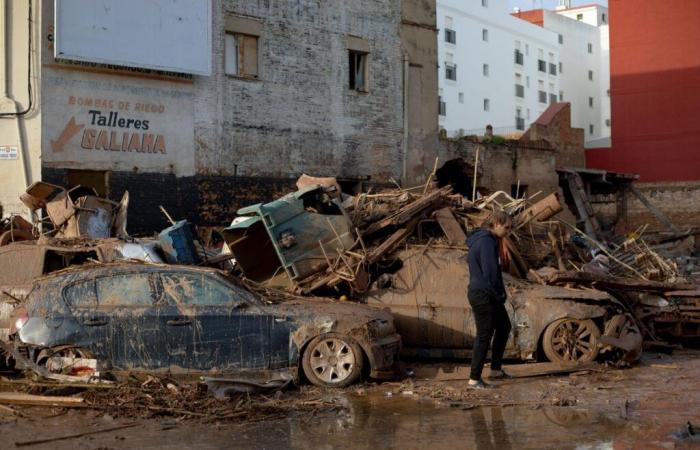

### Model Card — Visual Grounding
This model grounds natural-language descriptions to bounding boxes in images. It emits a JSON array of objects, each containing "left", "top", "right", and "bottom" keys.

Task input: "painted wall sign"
[
  {"left": 42, "top": 68, "right": 196, "bottom": 176},
  {"left": 0, "top": 146, "right": 18, "bottom": 160}
]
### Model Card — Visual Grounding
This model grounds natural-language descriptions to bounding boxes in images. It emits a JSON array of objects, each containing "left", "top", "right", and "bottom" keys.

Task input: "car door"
[
  {"left": 158, "top": 271, "right": 272, "bottom": 372},
  {"left": 93, "top": 273, "right": 165, "bottom": 370},
  {"left": 62, "top": 280, "right": 110, "bottom": 359}
]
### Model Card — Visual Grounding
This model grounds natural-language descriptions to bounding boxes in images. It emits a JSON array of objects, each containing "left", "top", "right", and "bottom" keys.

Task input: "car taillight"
[{"left": 10, "top": 307, "right": 28, "bottom": 334}]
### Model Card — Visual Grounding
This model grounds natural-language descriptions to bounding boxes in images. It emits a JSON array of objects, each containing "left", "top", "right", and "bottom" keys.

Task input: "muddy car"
[
  {"left": 366, "top": 248, "right": 642, "bottom": 365},
  {"left": 9, "top": 263, "right": 401, "bottom": 388}
]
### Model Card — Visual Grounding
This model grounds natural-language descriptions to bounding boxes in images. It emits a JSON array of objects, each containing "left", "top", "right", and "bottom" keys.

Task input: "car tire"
[
  {"left": 302, "top": 333, "right": 364, "bottom": 388},
  {"left": 542, "top": 318, "right": 600, "bottom": 365}
]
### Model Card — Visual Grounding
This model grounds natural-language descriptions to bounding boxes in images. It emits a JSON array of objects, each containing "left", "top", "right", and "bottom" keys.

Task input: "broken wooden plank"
[
  {"left": 514, "top": 192, "right": 563, "bottom": 228},
  {"left": 502, "top": 362, "right": 600, "bottom": 378},
  {"left": 0, "top": 392, "right": 85, "bottom": 408},
  {"left": 434, "top": 207, "right": 467, "bottom": 245},
  {"left": 363, "top": 187, "right": 450, "bottom": 237},
  {"left": 629, "top": 185, "right": 681, "bottom": 235}
]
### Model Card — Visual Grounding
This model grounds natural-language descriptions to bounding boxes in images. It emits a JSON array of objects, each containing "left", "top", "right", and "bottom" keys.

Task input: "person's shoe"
[
  {"left": 487, "top": 369, "right": 511, "bottom": 380},
  {"left": 467, "top": 379, "right": 495, "bottom": 389}
]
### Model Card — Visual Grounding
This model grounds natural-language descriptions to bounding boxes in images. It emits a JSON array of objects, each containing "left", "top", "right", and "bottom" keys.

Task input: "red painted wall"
[{"left": 586, "top": 0, "right": 700, "bottom": 181}]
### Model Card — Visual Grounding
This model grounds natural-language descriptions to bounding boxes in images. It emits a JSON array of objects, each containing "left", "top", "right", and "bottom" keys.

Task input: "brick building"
[{"left": 0, "top": 0, "right": 439, "bottom": 233}]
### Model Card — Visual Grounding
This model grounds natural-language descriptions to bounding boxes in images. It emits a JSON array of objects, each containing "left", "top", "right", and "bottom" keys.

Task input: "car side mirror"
[{"left": 232, "top": 302, "right": 248, "bottom": 310}]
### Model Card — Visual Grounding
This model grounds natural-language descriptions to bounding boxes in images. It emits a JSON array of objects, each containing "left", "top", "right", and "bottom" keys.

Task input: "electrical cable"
[{"left": 0, "top": 0, "right": 33, "bottom": 117}]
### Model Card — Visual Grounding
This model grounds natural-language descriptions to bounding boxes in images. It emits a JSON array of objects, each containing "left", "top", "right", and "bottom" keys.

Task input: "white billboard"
[{"left": 55, "top": 0, "right": 211, "bottom": 75}]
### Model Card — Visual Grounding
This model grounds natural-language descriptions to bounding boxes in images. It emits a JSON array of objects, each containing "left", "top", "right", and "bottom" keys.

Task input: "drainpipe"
[
  {"left": 0, "top": 0, "right": 33, "bottom": 215},
  {"left": 402, "top": 51, "right": 409, "bottom": 183}
]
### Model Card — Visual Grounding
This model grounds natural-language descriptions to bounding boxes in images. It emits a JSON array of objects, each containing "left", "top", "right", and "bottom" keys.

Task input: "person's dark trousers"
[{"left": 469, "top": 290, "right": 512, "bottom": 380}]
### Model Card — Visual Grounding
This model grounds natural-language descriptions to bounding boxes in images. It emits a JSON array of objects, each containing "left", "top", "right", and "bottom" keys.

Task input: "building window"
[
  {"left": 559, "top": 62, "right": 563, "bottom": 73},
  {"left": 445, "top": 63, "right": 457, "bottom": 81},
  {"left": 588, "top": 42, "right": 593, "bottom": 53},
  {"left": 607, "top": 89, "right": 611, "bottom": 97},
  {"left": 445, "top": 28, "right": 456, "bottom": 44},
  {"left": 349, "top": 50, "right": 369, "bottom": 91},
  {"left": 538, "top": 90, "right": 547, "bottom": 103},
  {"left": 482, "top": 29, "right": 489, "bottom": 41},
  {"left": 589, "top": 97, "right": 594, "bottom": 107},
  {"left": 516, "top": 109, "right": 525, "bottom": 130},
  {"left": 527, "top": 108, "right": 531, "bottom": 119},
  {"left": 515, "top": 84, "right": 525, "bottom": 98},
  {"left": 549, "top": 93, "right": 557, "bottom": 104},
  {"left": 589, "top": 124, "right": 594, "bottom": 135},
  {"left": 482, "top": 0, "right": 488, "bottom": 6},
  {"left": 483, "top": 63, "right": 489, "bottom": 77},
  {"left": 224, "top": 33, "right": 259, "bottom": 78},
  {"left": 525, "top": 43, "right": 529, "bottom": 55},
  {"left": 538, "top": 59, "right": 546, "bottom": 72},
  {"left": 514, "top": 49, "right": 524, "bottom": 65},
  {"left": 588, "top": 70, "right": 593, "bottom": 81},
  {"left": 458, "top": 92, "right": 464, "bottom": 103},
  {"left": 526, "top": 76, "right": 530, "bottom": 88},
  {"left": 559, "top": 90, "right": 564, "bottom": 101},
  {"left": 558, "top": 34, "right": 563, "bottom": 44},
  {"left": 602, "top": 13, "right": 607, "bottom": 23},
  {"left": 606, "top": 118, "right": 611, "bottom": 127},
  {"left": 549, "top": 63, "right": 557, "bottom": 75},
  {"left": 483, "top": 98, "right": 490, "bottom": 111},
  {"left": 577, "top": 13, "right": 584, "bottom": 20},
  {"left": 438, "top": 96, "right": 446, "bottom": 116}
]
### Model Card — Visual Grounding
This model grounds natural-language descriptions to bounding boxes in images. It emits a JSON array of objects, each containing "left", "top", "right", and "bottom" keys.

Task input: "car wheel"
[
  {"left": 542, "top": 318, "right": 600, "bottom": 364},
  {"left": 302, "top": 334, "right": 364, "bottom": 388}
]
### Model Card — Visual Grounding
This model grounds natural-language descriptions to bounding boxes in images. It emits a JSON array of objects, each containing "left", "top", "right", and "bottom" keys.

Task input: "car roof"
[{"left": 34, "top": 261, "right": 226, "bottom": 285}]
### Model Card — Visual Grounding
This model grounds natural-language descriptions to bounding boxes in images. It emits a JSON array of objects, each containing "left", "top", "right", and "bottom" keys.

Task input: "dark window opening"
[
  {"left": 445, "top": 63, "right": 457, "bottom": 81},
  {"left": 445, "top": 28, "right": 456, "bottom": 44},
  {"left": 349, "top": 50, "right": 368, "bottom": 91},
  {"left": 511, "top": 184, "right": 528, "bottom": 199},
  {"left": 67, "top": 170, "right": 108, "bottom": 198},
  {"left": 436, "top": 158, "right": 474, "bottom": 198}
]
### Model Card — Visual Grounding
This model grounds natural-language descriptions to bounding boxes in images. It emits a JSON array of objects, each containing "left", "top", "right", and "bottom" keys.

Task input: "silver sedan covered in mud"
[
  {"left": 367, "top": 248, "right": 642, "bottom": 365},
  {"left": 8, "top": 263, "right": 401, "bottom": 388}
]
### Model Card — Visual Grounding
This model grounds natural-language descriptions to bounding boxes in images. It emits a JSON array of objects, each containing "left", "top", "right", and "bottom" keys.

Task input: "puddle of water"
[{"left": 236, "top": 394, "right": 635, "bottom": 450}]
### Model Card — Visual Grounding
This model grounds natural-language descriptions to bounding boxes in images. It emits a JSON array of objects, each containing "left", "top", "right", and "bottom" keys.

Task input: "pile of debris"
[{"left": 218, "top": 173, "right": 697, "bottom": 348}]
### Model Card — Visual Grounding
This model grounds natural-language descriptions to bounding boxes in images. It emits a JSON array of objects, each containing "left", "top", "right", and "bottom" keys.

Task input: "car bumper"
[{"left": 366, "top": 333, "right": 402, "bottom": 379}]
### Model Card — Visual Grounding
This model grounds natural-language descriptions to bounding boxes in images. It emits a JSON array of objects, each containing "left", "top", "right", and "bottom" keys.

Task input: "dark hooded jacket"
[{"left": 466, "top": 229, "right": 507, "bottom": 304}]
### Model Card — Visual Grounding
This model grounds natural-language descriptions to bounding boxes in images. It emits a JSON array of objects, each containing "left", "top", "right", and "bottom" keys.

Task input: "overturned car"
[
  {"left": 7, "top": 263, "right": 400, "bottom": 388},
  {"left": 366, "top": 248, "right": 642, "bottom": 365}
]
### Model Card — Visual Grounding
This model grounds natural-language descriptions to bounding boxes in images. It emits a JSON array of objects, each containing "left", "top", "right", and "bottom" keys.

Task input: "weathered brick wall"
[
  {"left": 521, "top": 103, "right": 586, "bottom": 169},
  {"left": 439, "top": 138, "right": 560, "bottom": 197},
  {"left": 591, "top": 181, "right": 700, "bottom": 234},
  {"left": 194, "top": 0, "right": 404, "bottom": 182}
]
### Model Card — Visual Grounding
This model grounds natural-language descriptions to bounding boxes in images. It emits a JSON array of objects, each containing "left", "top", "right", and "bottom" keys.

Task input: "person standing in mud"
[{"left": 466, "top": 210, "right": 513, "bottom": 389}]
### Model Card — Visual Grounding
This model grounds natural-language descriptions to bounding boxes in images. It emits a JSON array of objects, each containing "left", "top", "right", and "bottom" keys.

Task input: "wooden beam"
[{"left": 629, "top": 185, "right": 680, "bottom": 235}]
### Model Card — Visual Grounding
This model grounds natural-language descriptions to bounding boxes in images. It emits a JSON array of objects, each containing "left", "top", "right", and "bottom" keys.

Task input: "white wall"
[
  {"left": 557, "top": 5, "right": 608, "bottom": 27},
  {"left": 543, "top": 6, "right": 610, "bottom": 147},
  {"left": 437, "top": 0, "right": 559, "bottom": 138}
]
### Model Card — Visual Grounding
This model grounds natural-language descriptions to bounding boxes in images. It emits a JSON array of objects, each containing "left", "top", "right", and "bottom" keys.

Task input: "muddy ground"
[{"left": 2, "top": 350, "right": 700, "bottom": 449}]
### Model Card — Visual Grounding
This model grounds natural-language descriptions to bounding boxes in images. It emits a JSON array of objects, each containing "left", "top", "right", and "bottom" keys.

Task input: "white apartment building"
[
  {"left": 538, "top": 3, "right": 611, "bottom": 147},
  {"left": 437, "top": 0, "right": 560, "bottom": 138}
]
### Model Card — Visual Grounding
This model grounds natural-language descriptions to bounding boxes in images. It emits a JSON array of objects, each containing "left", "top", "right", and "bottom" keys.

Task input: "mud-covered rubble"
[{"left": 0, "top": 375, "right": 346, "bottom": 424}]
